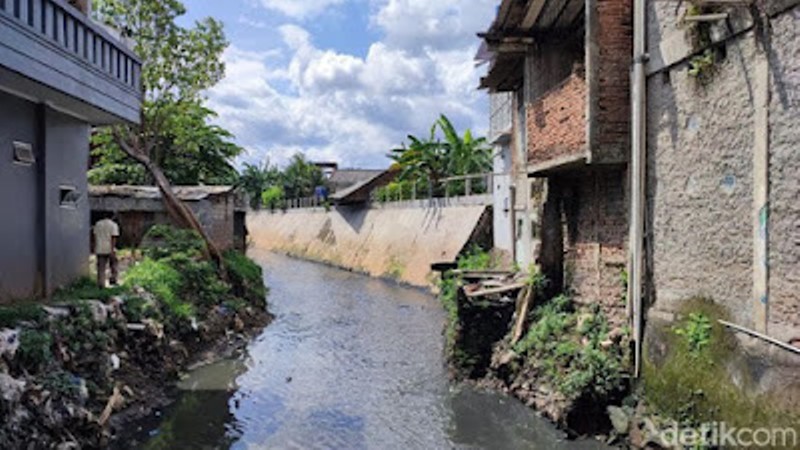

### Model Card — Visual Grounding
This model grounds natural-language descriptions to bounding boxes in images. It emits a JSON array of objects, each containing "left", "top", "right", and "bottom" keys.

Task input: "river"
[{"left": 126, "top": 251, "right": 608, "bottom": 449}]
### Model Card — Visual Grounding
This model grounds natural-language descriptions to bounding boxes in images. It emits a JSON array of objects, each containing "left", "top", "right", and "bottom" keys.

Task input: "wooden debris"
[
  {"left": 464, "top": 282, "right": 527, "bottom": 298},
  {"left": 511, "top": 284, "right": 535, "bottom": 345},
  {"left": 98, "top": 385, "right": 124, "bottom": 426}
]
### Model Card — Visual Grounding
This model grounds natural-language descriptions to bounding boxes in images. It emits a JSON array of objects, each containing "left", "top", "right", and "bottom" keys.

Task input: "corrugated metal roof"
[{"left": 89, "top": 185, "right": 235, "bottom": 201}]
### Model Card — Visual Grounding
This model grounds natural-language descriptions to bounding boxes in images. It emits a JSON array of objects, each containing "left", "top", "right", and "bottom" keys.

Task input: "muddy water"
[{"left": 128, "top": 251, "right": 608, "bottom": 449}]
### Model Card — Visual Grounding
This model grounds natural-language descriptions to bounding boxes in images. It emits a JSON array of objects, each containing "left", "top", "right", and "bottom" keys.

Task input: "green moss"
[{"left": 643, "top": 298, "right": 798, "bottom": 429}]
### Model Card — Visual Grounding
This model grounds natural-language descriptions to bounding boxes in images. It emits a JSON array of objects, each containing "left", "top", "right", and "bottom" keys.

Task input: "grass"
[
  {"left": 0, "top": 303, "right": 46, "bottom": 328},
  {"left": 52, "top": 276, "right": 129, "bottom": 302}
]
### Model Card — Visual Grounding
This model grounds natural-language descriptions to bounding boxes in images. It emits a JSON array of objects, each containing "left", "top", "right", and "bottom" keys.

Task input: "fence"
[{"left": 277, "top": 172, "right": 495, "bottom": 211}]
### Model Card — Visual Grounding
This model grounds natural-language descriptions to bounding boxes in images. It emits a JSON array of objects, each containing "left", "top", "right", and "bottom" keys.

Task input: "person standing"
[{"left": 93, "top": 213, "right": 120, "bottom": 288}]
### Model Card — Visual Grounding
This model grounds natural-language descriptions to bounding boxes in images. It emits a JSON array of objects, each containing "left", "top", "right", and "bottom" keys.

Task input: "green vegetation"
[
  {"left": 142, "top": 225, "right": 205, "bottom": 260},
  {"left": 0, "top": 304, "right": 46, "bottom": 328},
  {"left": 643, "top": 298, "right": 799, "bottom": 431},
  {"left": 89, "top": 0, "right": 241, "bottom": 187},
  {"left": 514, "top": 299, "right": 628, "bottom": 400},
  {"left": 438, "top": 246, "right": 496, "bottom": 374},
  {"left": 124, "top": 258, "right": 192, "bottom": 320},
  {"left": 388, "top": 115, "right": 491, "bottom": 200},
  {"left": 239, "top": 154, "right": 328, "bottom": 209},
  {"left": 52, "top": 276, "right": 129, "bottom": 302},
  {"left": 17, "top": 329, "right": 53, "bottom": 372},
  {"left": 223, "top": 249, "right": 267, "bottom": 308}
]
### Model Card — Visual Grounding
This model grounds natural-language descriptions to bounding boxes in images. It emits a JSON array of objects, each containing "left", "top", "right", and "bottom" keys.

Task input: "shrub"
[
  {"left": 164, "top": 253, "right": 230, "bottom": 307},
  {"left": 673, "top": 312, "right": 712, "bottom": 355},
  {"left": 17, "top": 329, "right": 53, "bottom": 372},
  {"left": 142, "top": 225, "right": 204, "bottom": 260},
  {"left": 456, "top": 245, "right": 493, "bottom": 271},
  {"left": 0, "top": 304, "right": 45, "bottom": 328},
  {"left": 124, "top": 258, "right": 193, "bottom": 320},
  {"left": 224, "top": 250, "right": 267, "bottom": 307},
  {"left": 261, "top": 185, "right": 285, "bottom": 210}
]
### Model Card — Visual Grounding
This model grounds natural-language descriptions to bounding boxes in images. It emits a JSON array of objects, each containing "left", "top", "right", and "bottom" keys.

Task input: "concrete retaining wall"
[{"left": 248, "top": 203, "right": 492, "bottom": 288}]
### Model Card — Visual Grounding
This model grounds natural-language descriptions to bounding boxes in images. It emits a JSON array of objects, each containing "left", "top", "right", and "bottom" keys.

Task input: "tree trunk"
[{"left": 113, "top": 130, "right": 225, "bottom": 270}]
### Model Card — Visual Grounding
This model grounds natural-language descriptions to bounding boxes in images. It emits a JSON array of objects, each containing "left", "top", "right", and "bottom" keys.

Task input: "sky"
[{"left": 179, "top": 0, "right": 498, "bottom": 169}]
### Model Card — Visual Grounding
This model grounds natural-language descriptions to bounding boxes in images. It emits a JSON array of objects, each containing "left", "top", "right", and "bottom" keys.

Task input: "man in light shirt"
[{"left": 93, "top": 213, "right": 120, "bottom": 288}]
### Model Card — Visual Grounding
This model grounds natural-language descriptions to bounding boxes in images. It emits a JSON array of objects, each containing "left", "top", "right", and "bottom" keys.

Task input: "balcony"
[
  {"left": 526, "top": 71, "right": 588, "bottom": 173},
  {"left": 0, "top": 0, "right": 141, "bottom": 124}
]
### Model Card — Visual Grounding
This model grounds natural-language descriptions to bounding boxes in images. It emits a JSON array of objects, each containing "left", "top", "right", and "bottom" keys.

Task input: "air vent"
[
  {"left": 59, "top": 186, "right": 81, "bottom": 209},
  {"left": 12, "top": 142, "right": 35, "bottom": 166}
]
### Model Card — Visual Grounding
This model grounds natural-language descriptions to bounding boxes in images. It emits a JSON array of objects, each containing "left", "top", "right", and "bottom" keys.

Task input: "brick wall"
[
  {"left": 526, "top": 72, "right": 587, "bottom": 167},
  {"left": 590, "top": 0, "right": 632, "bottom": 163},
  {"left": 554, "top": 169, "right": 628, "bottom": 325}
]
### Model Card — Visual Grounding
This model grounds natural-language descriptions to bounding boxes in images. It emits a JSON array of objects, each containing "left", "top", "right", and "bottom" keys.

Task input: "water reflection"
[{"left": 125, "top": 252, "right": 607, "bottom": 450}]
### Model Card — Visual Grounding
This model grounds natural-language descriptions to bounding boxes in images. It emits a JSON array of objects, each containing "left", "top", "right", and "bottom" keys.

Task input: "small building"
[
  {"left": 89, "top": 186, "right": 248, "bottom": 252},
  {"left": 480, "top": 0, "right": 632, "bottom": 322},
  {"left": 0, "top": 0, "right": 141, "bottom": 302}
]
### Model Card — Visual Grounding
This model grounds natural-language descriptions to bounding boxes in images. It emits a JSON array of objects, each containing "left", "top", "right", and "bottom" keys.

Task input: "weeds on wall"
[
  {"left": 643, "top": 298, "right": 799, "bottom": 432},
  {"left": 684, "top": 1, "right": 725, "bottom": 83}
]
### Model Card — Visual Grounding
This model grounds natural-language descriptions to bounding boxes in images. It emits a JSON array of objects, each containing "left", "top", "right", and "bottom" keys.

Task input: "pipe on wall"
[{"left": 629, "top": 0, "right": 647, "bottom": 378}]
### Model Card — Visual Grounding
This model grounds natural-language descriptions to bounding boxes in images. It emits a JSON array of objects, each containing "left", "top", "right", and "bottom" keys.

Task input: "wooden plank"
[
  {"left": 683, "top": 13, "right": 729, "bottom": 22},
  {"left": 465, "top": 282, "right": 527, "bottom": 298},
  {"left": 521, "top": 0, "right": 547, "bottom": 29},
  {"left": 511, "top": 285, "right": 534, "bottom": 345},
  {"left": 555, "top": 0, "right": 584, "bottom": 28},
  {"left": 537, "top": 0, "right": 570, "bottom": 29}
]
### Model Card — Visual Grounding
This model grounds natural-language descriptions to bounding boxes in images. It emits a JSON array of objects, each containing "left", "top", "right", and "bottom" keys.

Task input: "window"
[
  {"left": 12, "top": 141, "right": 35, "bottom": 166},
  {"left": 59, "top": 186, "right": 81, "bottom": 209}
]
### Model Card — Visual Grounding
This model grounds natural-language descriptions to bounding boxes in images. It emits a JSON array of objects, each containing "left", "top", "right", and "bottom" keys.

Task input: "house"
[
  {"left": 0, "top": 0, "right": 141, "bottom": 302},
  {"left": 480, "top": 0, "right": 632, "bottom": 323},
  {"left": 642, "top": 0, "right": 800, "bottom": 399},
  {"left": 88, "top": 185, "right": 248, "bottom": 251}
]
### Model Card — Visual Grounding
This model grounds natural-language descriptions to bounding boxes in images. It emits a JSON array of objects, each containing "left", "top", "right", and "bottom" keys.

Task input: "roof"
[
  {"left": 329, "top": 169, "right": 384, "bottom": 190},
  {"left": 478, "top": 0, "right": 585, "bottom": 92},
  {"left": 89, "top": 185, "right": 236, "bottom": 202},
  {"left": 330, "top": 169, "right": 399, "bottom": 204}
]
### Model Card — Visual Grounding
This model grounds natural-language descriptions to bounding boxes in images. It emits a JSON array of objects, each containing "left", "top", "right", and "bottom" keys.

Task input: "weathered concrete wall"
[
  {"left": 645, "top": 2, "right": 800, "bottom": 337},
  {"left": 248, "top": 204, "right": 491, "bottom": 288},
  {"left": 645, "top": 2, "right": 800, "bottom": 403}
]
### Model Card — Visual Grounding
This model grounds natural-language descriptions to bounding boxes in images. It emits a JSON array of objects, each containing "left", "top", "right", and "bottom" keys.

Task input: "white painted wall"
[{"left": 492, "top": 142, "right": 514, "bottom": 255}]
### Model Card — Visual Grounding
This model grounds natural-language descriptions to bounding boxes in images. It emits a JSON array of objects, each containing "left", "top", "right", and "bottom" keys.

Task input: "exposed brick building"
[{"left": 481, "top": 0, "right": 632, "bottom": 323}]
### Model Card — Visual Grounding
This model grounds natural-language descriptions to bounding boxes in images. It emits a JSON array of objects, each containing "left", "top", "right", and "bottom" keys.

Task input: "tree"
[
  {"left": 281, "top": 154, "right": 326, "bottom": 200},
  {"left": 90, "top": 101, "right": 241, "bottom": 186},
  {"left": 238, "top": 161, "right": 281, "bottom": 209},
  {"left": 92, "top": 0, "right": 229, "bottom": 263},
  {"left": 389, "top": 114, "right": 491, "bottom": 197}
]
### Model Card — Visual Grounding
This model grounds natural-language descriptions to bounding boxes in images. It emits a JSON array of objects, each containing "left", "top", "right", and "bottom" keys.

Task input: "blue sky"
[{"left": 179, "top": 0, "right": 497, "bottom": 169}]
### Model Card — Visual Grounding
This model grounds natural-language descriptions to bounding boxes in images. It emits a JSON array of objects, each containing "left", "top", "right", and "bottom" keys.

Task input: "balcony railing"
[{"left": 0, "top": 0, "right": 141, "bottom": 123}]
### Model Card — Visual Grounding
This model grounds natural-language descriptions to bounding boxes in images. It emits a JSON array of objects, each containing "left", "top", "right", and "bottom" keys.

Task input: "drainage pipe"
[
  {"left": 629, "top": 0, "right": 647, "bottom": 378},
  {"left": 719, "top": 320, "right": 800, "bottom": 356}
]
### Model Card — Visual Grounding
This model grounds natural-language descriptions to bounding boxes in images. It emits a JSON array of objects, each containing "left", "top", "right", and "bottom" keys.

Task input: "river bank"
[
  {"left": 0, "top": 226, "right": 273, "bottom": 448},
  {"left": 126, "top": 251, "right": 610, "bottom": 449}
]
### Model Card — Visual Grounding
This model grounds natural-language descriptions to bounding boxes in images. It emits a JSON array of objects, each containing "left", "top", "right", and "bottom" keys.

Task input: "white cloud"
[
  {"left": 208, "top": 2, "right": 493, "bottom": 169},
  {"left": 257, "top": 0, "right": 346, "bottom": 19}
]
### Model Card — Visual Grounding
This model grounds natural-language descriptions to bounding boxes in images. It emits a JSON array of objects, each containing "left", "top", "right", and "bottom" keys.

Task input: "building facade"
[
  {"left": 644, "top": 0, "right": 800, "bottom": 400},
  {"left": 482, "top": 0, "right": 632, "bottom": 323},
  {"left": 0, "top": 0, "right": 141, "bottom": 302}
]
